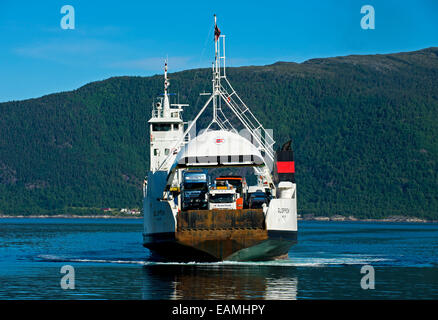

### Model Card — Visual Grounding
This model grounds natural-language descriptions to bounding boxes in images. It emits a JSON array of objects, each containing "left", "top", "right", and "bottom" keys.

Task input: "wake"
[{"left": 37, "top": 254, "right": 391, "bottom": 267}]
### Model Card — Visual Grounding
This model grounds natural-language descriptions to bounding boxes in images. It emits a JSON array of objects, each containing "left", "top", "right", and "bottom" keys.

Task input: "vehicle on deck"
[
  {"left": 181, "top": 170, "right": 209, "bottom": 210},
  {"left": 248, "top": 190, "right": 269, "bottom": 209},
  {"left": 215, "top": 176, "right": 246, "bottom": 208},
  {"left": 208, "top": 181, "right": 237, "bottom": 210}
]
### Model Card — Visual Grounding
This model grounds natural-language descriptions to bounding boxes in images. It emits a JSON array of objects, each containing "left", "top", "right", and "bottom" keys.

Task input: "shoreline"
[
  {"left": 0, "top": 214, "right": 436, "bottom": 223},
  {"left": 298, "top": 215, "right": 437, "bottom": 223},
  {"left": 0, "top": 214, "right": 142, "bottom": 219}
]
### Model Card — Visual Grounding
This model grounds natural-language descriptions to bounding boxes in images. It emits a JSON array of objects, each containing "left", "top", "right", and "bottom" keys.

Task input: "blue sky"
[{"left": 0, "top": 0, "right": 437, "bottom": 102}]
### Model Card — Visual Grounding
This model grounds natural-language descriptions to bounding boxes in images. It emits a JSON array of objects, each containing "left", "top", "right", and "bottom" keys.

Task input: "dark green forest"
[{"left": 0, "top": 47, "right": 437, "bottom": 219}]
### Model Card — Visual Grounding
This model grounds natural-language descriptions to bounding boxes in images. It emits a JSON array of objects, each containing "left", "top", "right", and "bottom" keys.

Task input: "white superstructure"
[{"left": 148, "top": 62, "right": 186, "bottom": 172}]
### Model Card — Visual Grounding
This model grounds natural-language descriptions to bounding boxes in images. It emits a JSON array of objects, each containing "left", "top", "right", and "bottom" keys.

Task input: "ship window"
[
  {"left": 173, "top": 124, "right": 180, "bottom": 130},
  {"left": 152, "top": 123, "right": 171, "bottom": 131},
  {"left": 154, "top": 149, "right": 158, "bottom": 156},
  {"left": 171, "top": 112, "right": 178, "bottom": 118},
  {"left": 164, "top": 148, "right": 170, "bottom": 155}
]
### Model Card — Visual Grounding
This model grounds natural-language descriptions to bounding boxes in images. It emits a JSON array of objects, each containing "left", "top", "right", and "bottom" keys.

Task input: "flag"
[{"left": 214, "top": 24, "right": 221, "bottom": 42}]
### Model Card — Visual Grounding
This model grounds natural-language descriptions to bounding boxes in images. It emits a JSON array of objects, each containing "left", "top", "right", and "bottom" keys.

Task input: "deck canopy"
[{"left": 172, "top": 130, "right": 265, "bottom": 169}]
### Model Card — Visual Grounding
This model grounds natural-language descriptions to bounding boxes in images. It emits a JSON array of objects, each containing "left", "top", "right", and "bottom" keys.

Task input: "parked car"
[{"left": 248, "top": 190, "right": 269, "bottom": 209}]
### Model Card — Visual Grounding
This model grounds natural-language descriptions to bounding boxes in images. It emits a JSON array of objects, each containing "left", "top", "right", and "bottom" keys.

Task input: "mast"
[
  {"left": 212, "top": 14, "right": 219, "bottom": 126},
  {"left": 163, "top": 59, "right": 170, "bottom": 118}
]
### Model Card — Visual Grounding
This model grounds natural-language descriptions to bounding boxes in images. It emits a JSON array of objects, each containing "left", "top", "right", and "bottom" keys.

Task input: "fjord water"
[{"left": 0, "top": 218, "right": 437, "bottom": 300}]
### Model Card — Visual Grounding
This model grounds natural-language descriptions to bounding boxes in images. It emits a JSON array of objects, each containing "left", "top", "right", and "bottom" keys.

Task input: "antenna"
[
  {"left": 163, "top": 59, "right": 170, "bottom": 117},
  {"left": 164, "top": 58, "right": 169, "bottom": 94}
]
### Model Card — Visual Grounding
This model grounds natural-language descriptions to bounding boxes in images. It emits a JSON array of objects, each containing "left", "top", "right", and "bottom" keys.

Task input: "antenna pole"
[
  {"left": 164, "top": 59, "right": 168, "bottom": 95},
  {"left": 214, "top": 14, "right": 218, "bottom": 63},
  {"left": 213, "top": 14, "right": 218, "bottom": 123},
  {"left": 163, "top": 59, "right": 170, "bottom": 117}
]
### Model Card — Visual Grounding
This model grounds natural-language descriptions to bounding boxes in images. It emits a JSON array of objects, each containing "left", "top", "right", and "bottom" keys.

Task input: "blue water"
[{"left": 0, "top": 218, "right": 437, "bottom": 299}]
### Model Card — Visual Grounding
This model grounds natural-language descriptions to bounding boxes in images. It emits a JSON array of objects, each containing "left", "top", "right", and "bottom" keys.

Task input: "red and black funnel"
[{"left": 273, "top": 140, "right": 295, "bottom": 184}]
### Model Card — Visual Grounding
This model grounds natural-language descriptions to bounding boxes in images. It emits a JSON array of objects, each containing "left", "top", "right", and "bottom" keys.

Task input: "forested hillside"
[{"left": 1, "top": 47, "right": 437, "bottom": 219}]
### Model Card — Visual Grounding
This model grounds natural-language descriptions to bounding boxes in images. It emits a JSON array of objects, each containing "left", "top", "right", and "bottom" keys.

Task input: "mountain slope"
[{"left": 1, "top": 47, "right": 437, "bottom": 218}]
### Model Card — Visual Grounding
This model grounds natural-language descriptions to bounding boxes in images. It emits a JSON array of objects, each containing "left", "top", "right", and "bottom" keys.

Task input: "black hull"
[{"left": 143, "top": 230, "right": 297, "bottom": 262}]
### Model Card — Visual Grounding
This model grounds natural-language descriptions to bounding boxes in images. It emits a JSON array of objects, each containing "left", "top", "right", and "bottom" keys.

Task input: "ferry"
[{"left": 142, "top": 15, "right": 297, "bottom": 261}]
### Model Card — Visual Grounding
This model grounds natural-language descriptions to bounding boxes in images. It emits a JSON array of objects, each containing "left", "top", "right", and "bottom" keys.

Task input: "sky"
[{"left": 0, "top": 0, "right": 437, "bottom": 102}]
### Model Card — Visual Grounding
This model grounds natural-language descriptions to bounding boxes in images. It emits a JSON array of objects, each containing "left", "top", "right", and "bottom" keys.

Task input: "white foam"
[
  {"left": 38, "top": 254, "right": 148, "bottom": 265},
  {"left": 37, "top": 254, "right": 392, "bottom": 267}
]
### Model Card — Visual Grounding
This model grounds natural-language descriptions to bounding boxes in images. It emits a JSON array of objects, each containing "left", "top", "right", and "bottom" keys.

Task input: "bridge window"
[
  {"left": 152, "top": 123, "right": 171, "bottom": 131},
  {"left": 165, "top": 148, "right": 170, "bottom": 155}
]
